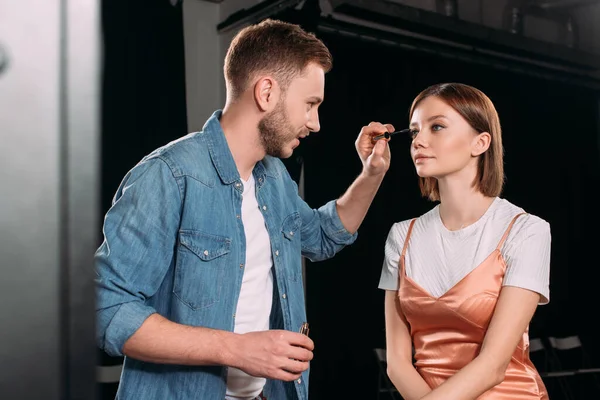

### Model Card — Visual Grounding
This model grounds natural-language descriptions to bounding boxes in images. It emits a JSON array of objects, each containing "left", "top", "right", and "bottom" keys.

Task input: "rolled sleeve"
[
  {"left": 316, "top": 200, "right": 358, "bottom": 244},
  {"left": 99, "top": 301, "right": 157, "bottom": 356},
  {"left": 95, "top": 156, "right": 181, "bottom": 356},
  {"left": 298, "top": 199, "right": 358, "bottom": 261}
]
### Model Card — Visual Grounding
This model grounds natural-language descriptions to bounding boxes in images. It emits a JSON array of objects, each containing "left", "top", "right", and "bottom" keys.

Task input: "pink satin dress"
[{"left": 398, "top": 213, "right": 549, "bottom": 399}]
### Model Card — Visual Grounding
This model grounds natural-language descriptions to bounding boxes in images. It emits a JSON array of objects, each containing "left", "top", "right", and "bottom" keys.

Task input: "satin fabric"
[{"left": 398, "top": 213, "right": 548, "bottom": 399}]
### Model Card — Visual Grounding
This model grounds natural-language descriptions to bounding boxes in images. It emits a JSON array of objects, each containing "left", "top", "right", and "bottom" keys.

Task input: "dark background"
[
  {"left": 302, "top": 30, "right": 600, "bottom": 399},
  {"left": 98, "top": 1, "right": 600, "bottom": 399}
]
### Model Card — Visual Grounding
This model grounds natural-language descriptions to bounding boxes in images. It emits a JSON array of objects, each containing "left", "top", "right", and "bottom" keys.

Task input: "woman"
[{"left": 379, "top": 83, "right": 551, "bottom": 399}]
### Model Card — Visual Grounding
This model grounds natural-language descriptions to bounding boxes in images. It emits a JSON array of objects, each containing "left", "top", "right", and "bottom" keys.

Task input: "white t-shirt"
[
  {"left": 378, "top": 197, "right": 551, "bottom": 304},
  {"left": 226, "top": 174, "right": 274, "bottom": 399}
]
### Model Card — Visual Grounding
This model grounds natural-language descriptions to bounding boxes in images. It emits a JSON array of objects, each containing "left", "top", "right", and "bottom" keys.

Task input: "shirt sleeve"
[
  {"left": 95, "top": 156, "right": 182, "bottom": 356},
  {"left": 378, "top": 222, "right": 403, "bottom": 291},
  {"left": 502, "top": 216, "right": 551, "bottom": 305},
  {"left": 296, "top": 198, "right": 358, "bottom": 261},
  {"left": 276, "top": 164, "right": 357, "bottom": 262}
]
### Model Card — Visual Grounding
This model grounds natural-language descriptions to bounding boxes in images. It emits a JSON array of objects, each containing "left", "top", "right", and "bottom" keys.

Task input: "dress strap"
[
  {"left": 397, "top": 218, "right": 418, "bottom": 279},
  {"left": 401, "top": 218, "right": 417, "bottom": 258},
  {"left": 496, "top": 212, "right": 527, "bottom": 251}
]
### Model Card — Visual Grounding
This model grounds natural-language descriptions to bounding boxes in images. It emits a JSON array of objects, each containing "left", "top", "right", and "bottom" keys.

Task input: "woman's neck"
[{"left": 437, "top": 176, "right": 495, "bottom": 231}]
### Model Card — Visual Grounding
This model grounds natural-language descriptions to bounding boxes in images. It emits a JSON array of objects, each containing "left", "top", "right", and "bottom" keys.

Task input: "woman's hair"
[{"left": 409, "top": 83, "right": 504, "bottom": 201}]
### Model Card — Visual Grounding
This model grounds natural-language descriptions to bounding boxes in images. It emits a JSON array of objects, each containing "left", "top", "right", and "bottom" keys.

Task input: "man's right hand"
[
  {"left": 231, "top": 330, "right": 314, "bottom": 381},
  {"left": 120, "top": 315, "right": 313, "bottom": 380}
]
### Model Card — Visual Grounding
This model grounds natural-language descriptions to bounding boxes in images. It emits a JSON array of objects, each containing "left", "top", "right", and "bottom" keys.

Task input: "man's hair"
[
  {"left": 224, "top": 19, "right": 332, "bottom": 99},
  {"left": 409, "top": 83, "right": 505, "bottom": 201}
]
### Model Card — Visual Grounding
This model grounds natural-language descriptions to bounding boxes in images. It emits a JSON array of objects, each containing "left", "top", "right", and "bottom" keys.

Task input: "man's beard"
[{"left": 257, "top": 99, "right": 299, "bottom": 158}]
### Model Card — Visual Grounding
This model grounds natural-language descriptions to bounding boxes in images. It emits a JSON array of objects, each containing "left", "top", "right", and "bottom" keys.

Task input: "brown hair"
[
  {"left": 409, "top": 83, "right": 504, "bottom": 201},
  {"left": 224, "top": 19, "right": 332, "bottom": 100}
]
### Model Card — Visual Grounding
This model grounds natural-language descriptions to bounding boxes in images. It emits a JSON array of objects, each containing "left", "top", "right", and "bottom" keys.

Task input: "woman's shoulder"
[
  {"left": 493, "top": 198, "right": 550, "bottom": 238},
  {"left": 387, "top": 206, "right": 439, "bottom": 243}
]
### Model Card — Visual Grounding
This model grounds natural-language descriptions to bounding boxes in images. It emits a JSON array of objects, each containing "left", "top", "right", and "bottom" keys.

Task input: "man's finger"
[
  {"left": 281, "top": 358, "right": 310, "bottom": 374},
  {"left": 365, "top": 122, "right": 386, "bottom": 134},
  {"left": 287, "top": 332, "right": 314, "bottom": 350},
  {"left": 275, "top": 369, "right": 303, "bottom": 382},
  {"left": 287, "top": 347, "right": 313, "bottom": 362},
  {"left": 373, "top": 137, "right": 388, "bottom": 156}
]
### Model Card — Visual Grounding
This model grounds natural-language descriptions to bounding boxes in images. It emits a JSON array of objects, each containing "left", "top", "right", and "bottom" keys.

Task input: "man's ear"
[
  {"left": 472, "top": 131, "right": 491, "bottom": 157},
  {"left": 254, "top": 76, "right": 280, "bottom": 112}
]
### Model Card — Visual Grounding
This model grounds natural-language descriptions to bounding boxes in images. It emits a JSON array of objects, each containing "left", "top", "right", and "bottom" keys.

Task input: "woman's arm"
[
  {"left": 418, "top": 286, "right": 541, "bottom": 400},
  {"left": 384, "top": 290, "right": 432, "bottom": 400},
  {"left": 419, "top": 216, "right": 551, "bottom": 400}
]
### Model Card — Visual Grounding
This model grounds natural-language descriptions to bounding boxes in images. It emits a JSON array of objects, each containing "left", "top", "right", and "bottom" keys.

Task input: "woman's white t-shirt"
[{"left": 378, "top": 197, "right": 551, "bottom": 304}]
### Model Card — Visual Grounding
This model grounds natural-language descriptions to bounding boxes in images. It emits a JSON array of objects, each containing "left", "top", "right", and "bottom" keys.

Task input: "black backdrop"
[
  {"left": 99, "top": 1, "right": 600, "bottom": 399},
  {"left": 101, "top": 0, "right": 188, "bottom": 216},
  {"left": 301, "top": 31, "right": 600, "bottom": 399},
  {"left": 98, "top": 1, "right": 188, "bottom": 398}
]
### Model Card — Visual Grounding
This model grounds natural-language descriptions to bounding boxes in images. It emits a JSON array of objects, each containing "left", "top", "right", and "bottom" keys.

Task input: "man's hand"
[
  {"left": 232, "top": 330, "right": 314, "bottom": 381},
  {"left": 355, "top": 121, "right": 393, "bottom": 177}
]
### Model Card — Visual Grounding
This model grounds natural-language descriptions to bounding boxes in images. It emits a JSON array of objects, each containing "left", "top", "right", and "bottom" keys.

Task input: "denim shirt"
[{"left": 95, "top": 110, "right": 358, "bottom": 400}]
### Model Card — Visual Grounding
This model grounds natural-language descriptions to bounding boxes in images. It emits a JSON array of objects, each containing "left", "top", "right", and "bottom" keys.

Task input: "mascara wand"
[{"left": 372, "top": 128, "right": 411, "bottom": 141}]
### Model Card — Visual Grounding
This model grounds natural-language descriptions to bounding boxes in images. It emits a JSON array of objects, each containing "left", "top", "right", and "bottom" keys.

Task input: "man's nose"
[{"left": 307, "top": 113, "right": 320, "bottom": 133}]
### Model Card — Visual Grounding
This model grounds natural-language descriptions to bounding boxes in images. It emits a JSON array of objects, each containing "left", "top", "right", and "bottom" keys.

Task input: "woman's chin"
[{"left": 415, "top": 167, "right": 434, "bottom": 178}]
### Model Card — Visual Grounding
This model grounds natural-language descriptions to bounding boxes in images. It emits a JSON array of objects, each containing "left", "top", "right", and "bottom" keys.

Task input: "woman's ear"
[{"left": 472, "top": 131, "right": 491, "bottom": 157}]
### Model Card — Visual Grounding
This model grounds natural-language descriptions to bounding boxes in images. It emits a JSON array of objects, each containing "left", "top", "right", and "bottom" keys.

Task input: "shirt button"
[
  {"left": 289, "top": 231, "right": 294, "bottom": 236},
  {"left": 297, "top": 378, "right": 302, "bottom": 384},
  {"left": 233, "top": 313, "right": 236, "bottom": 318},
  {"left": 258, "top": 177, "right": 263, "bottom": 183},
  {"left": 236, "top": 215, "right": 240, "bottom": 219},
  {"left": 240, "top": 263, "right": 244, "bottom": 269},
  {"left": 203, "top": 250, "right": 209, "bottom": 256},
  {"left": 235, "top": 182, "right": 241, "bottom": 188},
  {"left": 282, "top": 293, "right": 286, "bottom": 299},
  {"left": 275, "top": 250, "right": 279, "bottom": 256},
  {"left": 262, "top": 205, "right": 267, "bottom": 211}
]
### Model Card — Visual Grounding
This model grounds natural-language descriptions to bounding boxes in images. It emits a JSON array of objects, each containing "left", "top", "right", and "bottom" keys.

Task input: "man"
[{"left": 95, "top": 19, "right": 394, "bottom": 400}]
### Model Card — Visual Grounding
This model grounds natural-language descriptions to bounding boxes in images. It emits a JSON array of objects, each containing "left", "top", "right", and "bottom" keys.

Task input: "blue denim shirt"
[{"left": 95, "top": 110, "right": 358, "bottom": 400}]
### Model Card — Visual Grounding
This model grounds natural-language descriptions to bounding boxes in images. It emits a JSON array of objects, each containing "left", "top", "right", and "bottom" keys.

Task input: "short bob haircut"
[{"left": 409, "top": 83, "right": 504, "bottom": 201}]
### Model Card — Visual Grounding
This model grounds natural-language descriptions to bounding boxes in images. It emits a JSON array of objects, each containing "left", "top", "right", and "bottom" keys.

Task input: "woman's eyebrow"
[{"left": 410, "top": 114, "right": 449, "bottom": 127}]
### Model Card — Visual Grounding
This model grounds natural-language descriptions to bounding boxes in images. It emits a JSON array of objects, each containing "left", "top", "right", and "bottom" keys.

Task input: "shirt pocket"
[
  {"left": 281, "top": 212, "right": 302, "bottom": 281},
  {"left": 174, "top": 229, "right": 232, "bottom": 310}
]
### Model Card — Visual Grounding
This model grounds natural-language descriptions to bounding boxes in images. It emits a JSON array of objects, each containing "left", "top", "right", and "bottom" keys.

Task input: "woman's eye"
[
  {"left": 432, "top": 124, "right": 444, "bottom": 131},
  {"left": 410, "top": 130, "right": 419, "bottom": 139}
]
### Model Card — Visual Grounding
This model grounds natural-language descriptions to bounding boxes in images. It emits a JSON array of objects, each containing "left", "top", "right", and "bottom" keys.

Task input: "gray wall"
[{"left": 0, "top": 0, "right": 100, "bottom": 398}]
